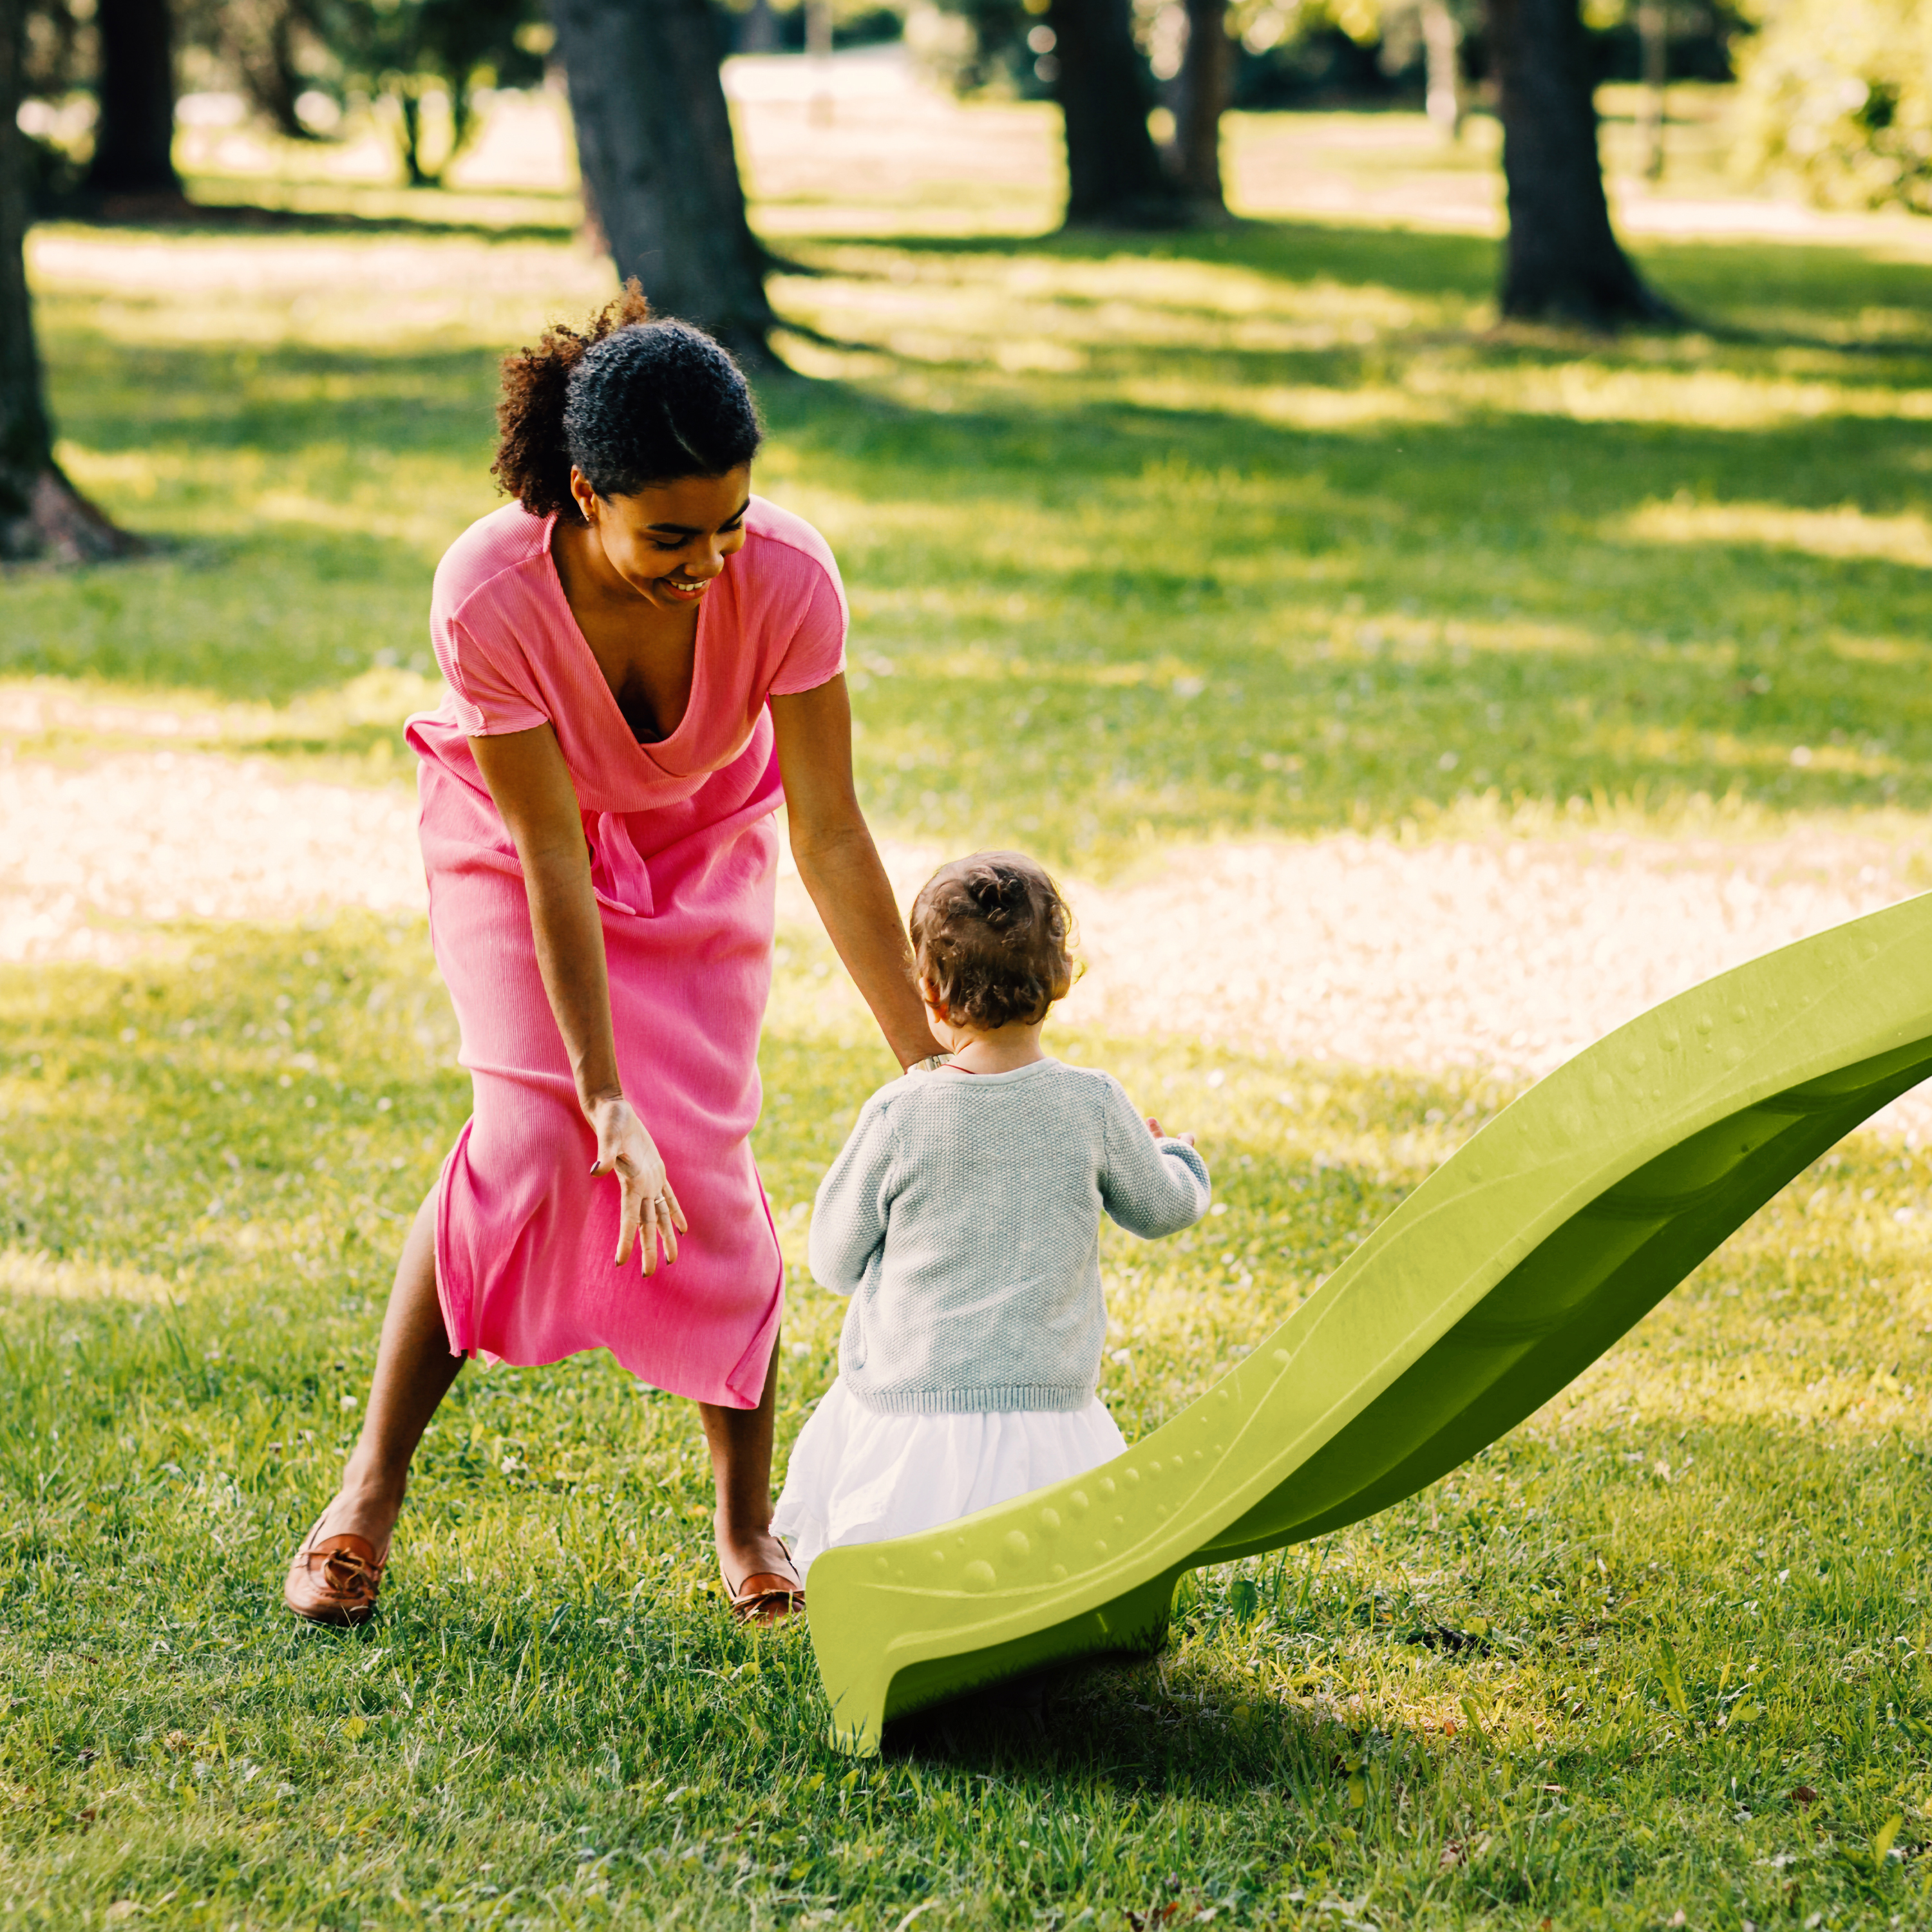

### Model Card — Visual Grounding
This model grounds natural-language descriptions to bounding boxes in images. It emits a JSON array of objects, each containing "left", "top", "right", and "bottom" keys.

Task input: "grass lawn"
[
  {"left": 5, "top": 920, "right": 1929, "bottom": 1927},
  {"left": 4, "top": 86, "right": 1931, "bottom": 1929}
]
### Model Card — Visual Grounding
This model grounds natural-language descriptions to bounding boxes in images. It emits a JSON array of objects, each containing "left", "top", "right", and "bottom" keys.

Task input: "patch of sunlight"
[
  {"left": 1602, "top": 720, "right": 1896, "bottom": 779},
  {"left": 253, "top": 489, "right": 469, "bottom": 556},
  {"left": 0, "top": 667, "right": 447, "bottom": 752},
  {"left": 57, "top": 445, "right": 491, "bottom": 562},
  {"left": 994, "top": 337, "right": 1086, "bottom": 375},
  {"left": 795, "top": 244, "right": 1446, "bottom": 333},
  {"left": 30, "top": 229, "right": 614, "bottom": 350},
  {"left": 1554, "top": 1228, "right": 1931, "bottom": 1444},
  {"left": 1619, "top": 498, "right": 1932, "bottom": 570},
  {"left": 1121, "top": 377, "right": 1450, "bottom": 429},
  {"left": 1410, "top": 359, "right": 1932, "bottom": 428},
  {"left": 0, "top": 1247, "right": 181, "bottom": 1305}
]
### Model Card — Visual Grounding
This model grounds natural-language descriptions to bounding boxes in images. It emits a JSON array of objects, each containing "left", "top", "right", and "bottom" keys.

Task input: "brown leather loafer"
[
  {"left": 284, "top": 1514, "right": 388, "bottom": 1626},
  {"left": 725, "top": 1570, "right": 806, "bottom": 1625},
  {"left": 722, "top": 1537, "right": 805, "bottom": 1626}
]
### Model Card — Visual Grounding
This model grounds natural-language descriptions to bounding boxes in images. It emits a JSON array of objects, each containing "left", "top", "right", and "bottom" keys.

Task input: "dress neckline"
[{"left": 540, "top": 510, "right": 714, "bottom": 761}]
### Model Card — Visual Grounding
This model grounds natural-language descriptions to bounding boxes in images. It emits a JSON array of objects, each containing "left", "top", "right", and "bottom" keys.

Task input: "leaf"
[
  {"left": 1873, "top": 1813, "right": 1903, "bottom": 1864},
  {"left": 1656, "top": 1639, "right": 1690, "bottom": 1721},
  {"left": 342, "top": 1716, "right": 367, "bottom": 1740},
  {"left": 1346, "top": 1772, "right": 1367, "bottom": 1809},
  {"left": 1228, "top": 1577, "right": 1260, "bottom": 1620}
]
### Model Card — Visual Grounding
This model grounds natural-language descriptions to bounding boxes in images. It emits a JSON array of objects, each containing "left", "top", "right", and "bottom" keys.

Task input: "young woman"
[{"left": 283, "top": 288, "right": 941, "bottom": 1627}]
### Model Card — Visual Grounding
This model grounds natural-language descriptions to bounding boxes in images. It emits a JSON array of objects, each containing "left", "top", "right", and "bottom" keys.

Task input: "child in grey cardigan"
[{"left": 772, "top": 851, "right": 1211, "bottom": 1578}]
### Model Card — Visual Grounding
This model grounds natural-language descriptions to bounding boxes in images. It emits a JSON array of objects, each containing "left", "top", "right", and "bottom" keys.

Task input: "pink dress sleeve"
[
  {"left": 433, "top": 592, "right": 551, "bottom": 739},
  {"left": 765, "top": 549, "right": 849, "bottom": 698}
]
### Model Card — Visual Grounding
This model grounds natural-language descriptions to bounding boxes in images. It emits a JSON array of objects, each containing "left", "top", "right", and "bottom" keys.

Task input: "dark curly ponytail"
[
  {"left": 910, "top": 852, "right": 1078, "bottom": 1033},
  {"left": 491, "top": 282, "right": 764, "bottom": 520}
]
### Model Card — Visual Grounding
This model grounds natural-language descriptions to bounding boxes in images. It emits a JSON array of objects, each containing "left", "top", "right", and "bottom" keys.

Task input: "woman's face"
[{"left": 572, "top": 464, "right": 753, "bottom": 612}]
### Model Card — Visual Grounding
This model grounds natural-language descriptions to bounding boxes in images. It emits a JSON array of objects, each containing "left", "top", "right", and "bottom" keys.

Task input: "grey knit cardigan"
[{"left": 807, "top": 1059, "right": 1213, "bottom": 1414}]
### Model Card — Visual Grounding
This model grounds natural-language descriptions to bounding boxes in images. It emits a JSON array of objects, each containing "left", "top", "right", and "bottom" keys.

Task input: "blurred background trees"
[
  {"left": 312, "top": 0, "right": 547, "bottom": 187},
  {"left": 1734, "top": 0, "right": 1932, "bottom": 213},
  {"left": 3, "top": 0, "right": 131, "bottom": 555},
  {"left": 7, "top": 0, "right": 1932, "bottom": 442}
]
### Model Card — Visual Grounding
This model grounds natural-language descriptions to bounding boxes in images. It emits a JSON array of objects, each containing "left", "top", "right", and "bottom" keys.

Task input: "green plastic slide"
[{"left": 806, "top": 892, "right": 1932, "bottom": 1753}]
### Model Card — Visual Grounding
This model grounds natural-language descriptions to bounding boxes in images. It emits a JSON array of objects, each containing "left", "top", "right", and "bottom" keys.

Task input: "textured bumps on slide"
[{"left": 807, "top": 893, "right": 1932, "bottom": 1753}]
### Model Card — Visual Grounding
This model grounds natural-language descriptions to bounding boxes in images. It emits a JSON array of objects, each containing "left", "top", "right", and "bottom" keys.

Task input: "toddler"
[{"left": 772, "top": 851, "right": 1211, "bottom": 1576}]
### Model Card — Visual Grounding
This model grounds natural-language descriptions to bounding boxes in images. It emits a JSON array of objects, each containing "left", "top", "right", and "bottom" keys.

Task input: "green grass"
[
  {"left": 11, "top": 205, "right": 1932, "bottom": 867},
  {"left": 4, "top": 919, "right": 1930, "bottom": 1927},
  {"left": 7, "top": 99, "right": 1932, "bottom": 1928}
]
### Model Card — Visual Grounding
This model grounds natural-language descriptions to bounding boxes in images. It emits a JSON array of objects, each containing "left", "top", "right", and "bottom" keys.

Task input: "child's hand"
[{"left": 1146, "top": 1117, "right": 1197, "bottom": 1147}]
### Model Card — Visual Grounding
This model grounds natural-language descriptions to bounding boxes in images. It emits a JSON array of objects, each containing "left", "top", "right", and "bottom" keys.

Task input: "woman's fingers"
[
  {"left": 613, "top": 1162, "right": 645, "bottom": 1266},
  {"left": 586, "top": 1103, "right": 685, "bottom": 1275},
  {"left": 639, "top": 1187, "right": 661, "bottom": 1275}
]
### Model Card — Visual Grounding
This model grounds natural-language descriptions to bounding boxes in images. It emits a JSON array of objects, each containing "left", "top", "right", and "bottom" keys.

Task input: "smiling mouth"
[{"left": 661, "top": 578, "right": 708, "bottom": 598}]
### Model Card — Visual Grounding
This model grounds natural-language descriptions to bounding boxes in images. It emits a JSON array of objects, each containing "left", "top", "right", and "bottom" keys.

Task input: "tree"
[
  {"left": 1048, "top": 0, "right": 1189, "bottom": 225},
  {"left": 2, "top": 0, "right": 134, "bottom": 557},
  {"left": 1487, "top": 0, "right": 1678, "bottom": 325},
  {"left": 84, "top": 0, "right": 181, "bottom": 197},
  {"left": 207, "top": 0, "right": 321, "bottom": 143},
  {"left": 320, "top": 0, "right": 544, "bottom": 187},
  {"left": 1734, "top": 0, "right": 1932, "bottom": 214},
  {"left": 1169, "top": 0, "right": 1233, "bottom": 214},
  {"left": 546, "top": 0, "right": 775, "bottom": 361}
]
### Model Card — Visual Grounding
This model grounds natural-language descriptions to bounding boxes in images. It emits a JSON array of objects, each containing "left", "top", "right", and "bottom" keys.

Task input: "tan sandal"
[
  {"left": 723, "top": 1539, "right": 805, "bottom": 1626},
  {"left": 284, "top": 1512, "right": 389, "bottom": 1626}
]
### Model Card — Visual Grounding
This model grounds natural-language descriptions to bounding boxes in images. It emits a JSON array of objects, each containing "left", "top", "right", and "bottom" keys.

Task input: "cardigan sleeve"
[
  {"left": 1098, "top": 1075, "right": 1212, "bottom": 1239},
  {"left": 807, "top": 1088, "right": 899, "bottom": 1294}
]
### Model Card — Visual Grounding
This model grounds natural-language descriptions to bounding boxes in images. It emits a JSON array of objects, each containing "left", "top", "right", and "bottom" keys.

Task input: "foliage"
[
  {"left": 1734, "top": 0, "right": 1932, "bottom": 214},
  {"left": 3, "top": 918, "right": 1929, "bottom": 1926},
  {"left": 307, "top": 0, "right": 549, "bottom": 185}
]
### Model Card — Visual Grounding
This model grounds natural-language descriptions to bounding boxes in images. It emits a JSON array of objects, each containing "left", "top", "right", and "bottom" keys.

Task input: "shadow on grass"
[
  {"left": 14, "top": 237, "right": 1932, "bottom": 833},
  {"left": 835, "top": 216, "right": 1932, "bottom": 351}
]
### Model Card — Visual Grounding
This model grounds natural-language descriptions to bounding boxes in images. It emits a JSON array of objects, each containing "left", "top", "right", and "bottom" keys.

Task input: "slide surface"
[{"left": 807, "top": 893, "right": 1932, "bottom": 1753}]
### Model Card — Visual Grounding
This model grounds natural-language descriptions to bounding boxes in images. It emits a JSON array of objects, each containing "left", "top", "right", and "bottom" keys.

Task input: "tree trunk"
[
  {"left": 1487, "top": 0, "right": 1676, "bottom": 326},
  {"left": 547, "top": 0, "right": 773, "bottom": 364},
  {"left": 231, "top": 0, "right": 315, "bottom": 142},
  {"left": 1170, "top": 0, "right": 1230, "bottom": 214},
  {"left": 1636, "top": 0, "right": 1667, "bottom": 180},
  {"left": 84, "top": 0, "right": 181, "bottom": 198},
  {"left": 2, "top": 0, "right": 135, "bottom": 559},
  {"left": 1421, "top": 0, "right": 1463, "bottom": 140},
  {"left": 1049, "top": 0, "right": 1186, "bottom": 227}
]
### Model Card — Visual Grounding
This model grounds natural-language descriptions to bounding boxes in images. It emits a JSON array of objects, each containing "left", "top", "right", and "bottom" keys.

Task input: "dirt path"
[{"left": 4, "top": 746, "right": 1923, "bottom": 1130}]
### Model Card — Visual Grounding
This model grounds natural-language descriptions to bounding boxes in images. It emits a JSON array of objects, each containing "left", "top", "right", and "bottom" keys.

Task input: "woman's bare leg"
[
  {"left": 699, "top": 1333, "right": 799, "bottom": 1591},
  {"left": 312, "top": 1189, "right": 464, "bottom": 1552}
]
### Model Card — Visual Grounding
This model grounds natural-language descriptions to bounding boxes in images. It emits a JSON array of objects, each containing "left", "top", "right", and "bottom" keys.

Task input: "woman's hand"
[
  {"left": 1146, "top": 1117, "right": 1198, "bottom": 1147},
  {"left": 588, "top": 1095, "right": 688, "bottom": 1272}
]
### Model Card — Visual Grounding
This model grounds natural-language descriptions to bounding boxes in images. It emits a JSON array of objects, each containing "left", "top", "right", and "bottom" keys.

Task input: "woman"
[{"left": 283, "top": 288, "right": 941, "bottom": 1627}]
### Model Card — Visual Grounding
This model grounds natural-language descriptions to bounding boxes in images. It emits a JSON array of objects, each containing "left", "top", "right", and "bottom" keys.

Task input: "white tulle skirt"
[{"left": 772, "top": 1378, "right": 1129, "bottom": 1578}]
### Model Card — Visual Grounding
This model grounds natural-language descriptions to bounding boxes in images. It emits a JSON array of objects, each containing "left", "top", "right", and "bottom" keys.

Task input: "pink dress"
[{"left": 404, "top": 497, "right": 847, "bottom": 1409}]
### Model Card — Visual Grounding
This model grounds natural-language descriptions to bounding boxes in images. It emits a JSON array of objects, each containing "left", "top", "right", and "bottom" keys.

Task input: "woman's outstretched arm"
[
  {"left": 469, "top": 723, "right": 687, "bottom": 1271},
  {"left": 771, "top": 676, "right": 945, "bottom": 1070}
]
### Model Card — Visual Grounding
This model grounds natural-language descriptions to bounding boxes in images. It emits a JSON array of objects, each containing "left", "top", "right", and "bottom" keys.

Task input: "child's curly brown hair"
[
  {"left": 910, "top": 852, "right": 1077, "bottom": 1033},
  {"left": 491, "top": 281, "right": 763, "bottom": 520}
]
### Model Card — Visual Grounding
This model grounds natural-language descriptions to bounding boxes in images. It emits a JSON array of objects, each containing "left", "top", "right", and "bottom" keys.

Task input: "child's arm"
[
  {"left": 806, "top": 1094, "right": 898, "bottom": 1294},
  {"left": 1098, "top": 1077, "right": 1212, "bottom": 1238}
]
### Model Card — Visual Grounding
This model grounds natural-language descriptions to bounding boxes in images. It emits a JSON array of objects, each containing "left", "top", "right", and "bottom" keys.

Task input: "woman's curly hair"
[
  {"left": 491, "top": 282, "right": 763, "bottom": 519},
  {"left": 910, "top": 852, "right": 1078, "bottom": 1034}
]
